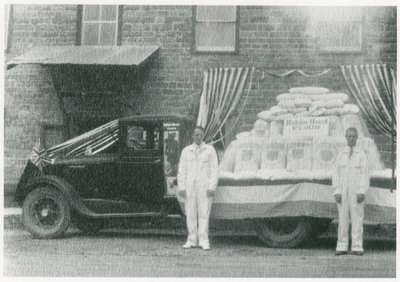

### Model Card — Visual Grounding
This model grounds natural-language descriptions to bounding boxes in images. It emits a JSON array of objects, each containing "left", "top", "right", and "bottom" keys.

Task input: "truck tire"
[
  {"left": 22, "top": 186, "right": 71, "bottom": 239},
  {"left": 253, "top": 217, "right": 314, "bottom": 248},
  {"left": 311, "top": 218, "right": 333, "bottom": 238},
  {"left": 74, "top": 215, "right": 104, "bottom": 234}
]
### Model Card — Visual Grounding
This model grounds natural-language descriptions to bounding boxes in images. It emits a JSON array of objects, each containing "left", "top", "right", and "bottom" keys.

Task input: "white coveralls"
[
  {"left": 332, "top": 146, "right": 369, "bottom": 252},
  {"left": 177, "top": 142, "right": 218, "bottom": 247}
]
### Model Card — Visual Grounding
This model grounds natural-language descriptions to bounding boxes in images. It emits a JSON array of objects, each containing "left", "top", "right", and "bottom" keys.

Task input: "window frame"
[
  {"left": 317, "top": 8, "right": 366, "bottom": 54},
  {"left": 192, "top": 5, "right": 240, "bottom": 54},
  {"left": 76, "top": 5, "right": 123, "bottom": 46},
  {"left": 120, "top": 121, "right": 163, "bottom": 157}
]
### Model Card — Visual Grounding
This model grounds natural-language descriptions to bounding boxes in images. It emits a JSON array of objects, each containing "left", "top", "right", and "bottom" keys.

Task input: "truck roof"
[{"left": 119, "top": 114, "right": 194, "bottom": 123}]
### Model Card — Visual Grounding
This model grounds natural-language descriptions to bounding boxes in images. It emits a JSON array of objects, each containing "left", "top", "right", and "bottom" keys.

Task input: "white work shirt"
[
  {"left": 177, "top": 142, "right": 219, "bottom": 192},
  {"left": 332, "top": 146, "right": 369, "bottom": 196}
]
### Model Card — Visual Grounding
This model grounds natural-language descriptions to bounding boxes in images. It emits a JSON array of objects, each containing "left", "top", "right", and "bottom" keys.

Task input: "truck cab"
[{"left": 16, "top": 114, "right": 194, "bottom": 238}]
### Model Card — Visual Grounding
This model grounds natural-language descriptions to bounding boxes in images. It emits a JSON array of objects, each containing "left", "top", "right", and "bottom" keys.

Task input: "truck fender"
[{"left": 21, "top": 175, "right": 97, "bottom": 217}]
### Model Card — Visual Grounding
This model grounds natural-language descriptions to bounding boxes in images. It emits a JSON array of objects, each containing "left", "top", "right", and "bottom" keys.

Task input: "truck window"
[{"left": 126, "top": 125, "right": 160, "bottom": 150}]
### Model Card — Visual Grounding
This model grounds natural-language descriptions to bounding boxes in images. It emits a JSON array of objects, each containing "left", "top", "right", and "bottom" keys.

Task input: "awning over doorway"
[{"left": 6, "top": 45, "right": 160, "bottom": 70}]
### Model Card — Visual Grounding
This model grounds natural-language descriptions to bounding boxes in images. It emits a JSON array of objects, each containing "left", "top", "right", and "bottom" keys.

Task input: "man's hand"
[
  {"left": 334, "top": 194, "right": 342, "bottom": 204},
  {"left": 357, "top": 193, "right": 365, "bottom": 203},
  {"left": 178, "top": 190, "right": 186, "bottom": 198},
  {"left": 206, "top": 189, "right": 215, "bottom": 198}
]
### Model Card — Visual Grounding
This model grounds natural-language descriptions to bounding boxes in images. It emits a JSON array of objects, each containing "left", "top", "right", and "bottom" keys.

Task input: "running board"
[{"left": 83, "top": 212, "right": 163, "bottom": 219}]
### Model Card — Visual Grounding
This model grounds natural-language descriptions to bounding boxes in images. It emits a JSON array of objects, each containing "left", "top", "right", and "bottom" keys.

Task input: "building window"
[
  {"left": 309, "top": 7, "right": 364, "bottom": 53},
  {"left": 193, "top": 6, "right": 238, "bottom": 53},
  {"left": 81, "top": 5, "right": 119, "bottom": 46}
]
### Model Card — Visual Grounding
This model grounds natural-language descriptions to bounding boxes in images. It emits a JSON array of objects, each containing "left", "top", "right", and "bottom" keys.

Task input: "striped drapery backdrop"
[
  {"left": 30, "top": 119, "right": 119, "bottom": 169},
  {"left": 341, "top": 64, "right": 396, "bottom": 138},
  {"left": 197, "top": 67, "right": 255, "bottom": 145}
]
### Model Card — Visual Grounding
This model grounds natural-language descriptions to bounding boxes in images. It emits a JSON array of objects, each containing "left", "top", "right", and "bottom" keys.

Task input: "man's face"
[
  {"left": 193, "top": 128, "right": 204, "bottom": 145},
  {"left": 345, "top": 129, "right": 358, "bottom": 147}
]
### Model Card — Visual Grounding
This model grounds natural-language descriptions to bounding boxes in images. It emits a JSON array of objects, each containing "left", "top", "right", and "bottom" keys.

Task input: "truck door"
[{"left": 118, "top": 121, "right": 165, "bottom": 208}]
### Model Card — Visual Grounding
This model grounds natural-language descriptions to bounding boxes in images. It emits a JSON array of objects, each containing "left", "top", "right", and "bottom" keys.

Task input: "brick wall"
[{"left": 4, "top": 5, "right": 397, "bottom": 193}]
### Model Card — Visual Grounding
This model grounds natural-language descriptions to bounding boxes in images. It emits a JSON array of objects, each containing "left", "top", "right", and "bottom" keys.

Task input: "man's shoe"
[
  {"left": 201, "top": 245, "right": 210, "bottom": 251},
  {"left": 335, "top": 251, "right": 348, "bottom": 256},
  {"left": 182, "top": 242, "right": 197, "bottom": 249},
  {"left": 351, "top": 251, "right": 364, "bottom": 256}
]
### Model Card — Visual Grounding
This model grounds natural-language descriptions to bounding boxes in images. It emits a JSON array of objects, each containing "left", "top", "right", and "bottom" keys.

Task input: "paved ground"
[{"left": 3, "top": 217, "right": 396, "bottom": 278}]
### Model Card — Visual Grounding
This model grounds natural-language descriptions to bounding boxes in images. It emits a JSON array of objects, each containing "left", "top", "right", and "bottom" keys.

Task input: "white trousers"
[
  {"left": 185, "top": 183, "right": 212, "bottom": 247},
  {"left": 336, "top": 192, "right": 365, "bottom": 252}
]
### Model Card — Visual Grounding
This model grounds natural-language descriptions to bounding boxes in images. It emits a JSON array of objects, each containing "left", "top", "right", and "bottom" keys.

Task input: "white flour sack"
[
  {"left": 287, "top": 107, "right": 308, "bottom": 114},
  {"left": 293, "top": 98, "right": 312, "bottom": 108},
  {"left": 286, "top": 138, "right": 313, "bottom": 170},
  {"left": 233, "top": 142, "right": 262, "bottom": 173},
  {"left": 289, "top": 87, "right": 329, "bottom": 95},
  {"left": 312, "top": 137, "right": 339, "bottom": 171},
  {"left": 358, "top": 138, "right": 385, "bottom": 170},
  {"left": 270, "top": 105, "right": 288, "bottom": 116},
  {"left": 260, "top": 138, "right": 286, "bottom": 170},
  {"left": 343, "top": 104, "right": 360, "bottom": 114},
  {"left": 270, "top": 120, "right": 285, "bottom": 137},
  {"left": 341, "top": 114, "right": 365, "bottom": 138},
  {"left": 323, "top": 107, "right": 345, "bottom": 116},
  {"left": 328, "top": 115, "right": 343, "bottom": 137},
  {"left": 278, "top": 100, "right": 296, "bottom": 109},
  {"left": 218, "top": 141, "right": 238, "bottom": 172},
  {"left": 311, "top": 93, "right": 349, "bottom": 102},
  {"left": 276, "top": 93, "right": 308, "bottom": 102},
  {"left": 257, "top": 110, "right": 274, "bottom": 121},
  {"left": 253, "top": 119, "right": 270, "bottom": 140}
]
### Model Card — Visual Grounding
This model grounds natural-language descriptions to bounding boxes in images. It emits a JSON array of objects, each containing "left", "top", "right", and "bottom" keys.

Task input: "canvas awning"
[{"left": 6, "top": 45, "right": 160, "bottom": 70}]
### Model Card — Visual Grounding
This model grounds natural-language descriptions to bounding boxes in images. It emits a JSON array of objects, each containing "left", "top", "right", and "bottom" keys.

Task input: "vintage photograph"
[{"left": 2, "top": 1, "right": 397, "bottom": 278}]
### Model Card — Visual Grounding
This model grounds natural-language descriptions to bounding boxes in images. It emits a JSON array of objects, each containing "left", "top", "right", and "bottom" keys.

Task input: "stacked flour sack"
[{"left": 219, "top": 86, "right": 386, "bottom": 181}]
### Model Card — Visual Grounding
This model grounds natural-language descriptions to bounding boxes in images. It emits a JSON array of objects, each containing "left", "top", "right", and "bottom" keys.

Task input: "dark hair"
[
  {"left": 193, "top": 126, "right": 205, "bottom": 133},
  {"left": 346, "top": 127, "right": 358, "bottom": 135}
]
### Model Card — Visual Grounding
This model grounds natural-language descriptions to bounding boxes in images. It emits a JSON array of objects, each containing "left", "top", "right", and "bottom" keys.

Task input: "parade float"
[{"left": 177, "top": 86, "right": 396, "bottom": 248}]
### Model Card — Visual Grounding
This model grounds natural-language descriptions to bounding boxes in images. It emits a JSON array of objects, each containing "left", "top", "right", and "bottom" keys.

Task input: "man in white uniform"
[
  {"left": 332, "top": 127, "right": 369, "bottom": 256},
  {"left": 177, "top": 126, "right": 218, "bottom": 250}
]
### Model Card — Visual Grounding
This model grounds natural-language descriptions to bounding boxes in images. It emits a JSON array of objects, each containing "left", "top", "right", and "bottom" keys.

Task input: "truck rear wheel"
[{"left": 253, "top": 217, "right": 314, "bottom": 248}]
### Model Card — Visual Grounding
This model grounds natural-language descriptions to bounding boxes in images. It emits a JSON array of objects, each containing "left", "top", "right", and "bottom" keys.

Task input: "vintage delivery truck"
[{"left": 16, "top": 112, "right": 396, "bottom": 248}]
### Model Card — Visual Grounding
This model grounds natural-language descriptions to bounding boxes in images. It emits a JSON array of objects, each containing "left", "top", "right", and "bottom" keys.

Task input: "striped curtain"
[
  {"left": 197, "top": 67, "right": 255, "bottom": 144},
  {"left": 341, "top": 64, "right": 396, "bottom": 138},
  {"left": 30, "top": 119, "right": 119, "bottom": 169}
]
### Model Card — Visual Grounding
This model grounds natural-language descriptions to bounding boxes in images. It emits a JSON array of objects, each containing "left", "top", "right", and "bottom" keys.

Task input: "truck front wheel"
[
  {"left": 253, "top": 217, "right": 314, "bottom": 248},
  {"left": 22, "top": 186, "right": 71, "bottom": 239}
]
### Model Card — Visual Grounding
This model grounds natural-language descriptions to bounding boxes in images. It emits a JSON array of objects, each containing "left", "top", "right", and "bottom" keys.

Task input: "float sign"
[{"left": 283, "top": 116, "right": 329, "bottom": 137}]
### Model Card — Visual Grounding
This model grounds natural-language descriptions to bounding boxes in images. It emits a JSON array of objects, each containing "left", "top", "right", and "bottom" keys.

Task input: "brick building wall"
[{"left": 4, "top": 5, "right": 397, "bottom": 196}]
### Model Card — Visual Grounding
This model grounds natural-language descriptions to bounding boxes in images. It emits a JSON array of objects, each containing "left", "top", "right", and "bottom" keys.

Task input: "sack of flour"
[
  {"left": 358, "top": 138, "right": 385, "bottom": 170},
  {"left": 287, "top": 107, "right": 308, "bottom": 114},
  {"left": 341, "top": 114, "right": 365, "bottom": 138},
  {"left": 257, "top": 110, "right": 274, "bottom": 121},
  {"left": 252, "top": 119, "right": 270, "bottom": 140},
  {"left": 323, "top": 107, "right": 345, "bottom": 116},
  {"left": 289, "top": 87, "right": 329, "bottom": 95},
  {"left": 328, "top": 115, "right": 343, "bottom": 137},
  {"left": 278, "top": 100, "right": 296, "bottom": 109},
  {"left": 343, "top": 104, "right": 360, "bottom": 114},
  {"left": 276, "top": 93, "right": 307, "bottom": 102},
  {"left": 312, "top": 137, "right": 339, "bottom": 171},
  {"left": 270, "top": 105, "right": 288, "bottom": 116},
  {"left": 219, "top": 141, "right": 237, "bottom": 172},
  {"left": 293, "top": 98, "right": 312, "bottom": 108},
  {"left": 286, "top": 138, "right": 313, "bottom": 170},
  {"left": 270, "top": 120, "right": 285, "bottom": 137},
  {"left": 234, "top": 142, "right": 261, "bottom": 173},
  {"left": 311, "top": 93, "right": 349, "bottom": 102},
  {"left": 324, "top": 99, "right": 344, "bottom": 109},
  {"left": 260, "top": 138, "right": 286, "bottom": 170}
]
